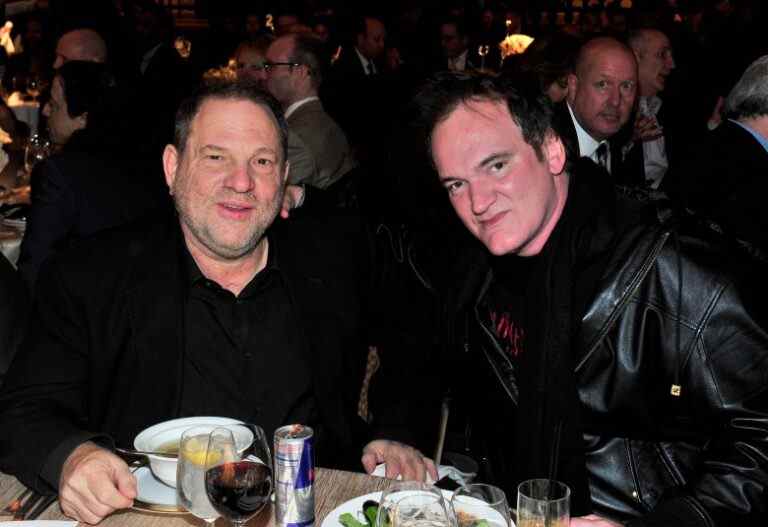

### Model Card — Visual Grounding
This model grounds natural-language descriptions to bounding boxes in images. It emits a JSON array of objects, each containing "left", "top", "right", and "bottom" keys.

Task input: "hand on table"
[
  {"left": 361, "top": 439, "right": 438, "bottom": 482},
  {"left": 59, "top": 441, "right": 137, "bottom": 525},
  {"left": 570, "top": 514, "right": 622, "bottom": 526},
  {"left": 280, "top": 184, "right": 305, "bottom": 219}
]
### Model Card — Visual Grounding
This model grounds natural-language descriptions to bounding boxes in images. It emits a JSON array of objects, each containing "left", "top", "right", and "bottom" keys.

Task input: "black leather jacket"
[{"left": 372, "top": 197, "right": 768, "bottom": 527}]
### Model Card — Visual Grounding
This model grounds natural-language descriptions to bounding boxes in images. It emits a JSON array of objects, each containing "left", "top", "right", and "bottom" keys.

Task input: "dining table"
[{"left": 0, "top": 467, "right": 395, "bottom": 526}]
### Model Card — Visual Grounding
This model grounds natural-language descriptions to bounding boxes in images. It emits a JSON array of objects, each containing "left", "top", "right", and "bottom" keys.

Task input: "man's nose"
[
  {"left": 224, "top": 163, "right": 255, "bottom": 192},
  {"left": 470, "top": 180, "right": 496, "bottom": 216}
]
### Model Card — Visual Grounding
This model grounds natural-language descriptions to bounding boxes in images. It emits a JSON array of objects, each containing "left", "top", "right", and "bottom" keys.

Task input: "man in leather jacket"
[{"left": 371, "top": 73, "right": 768, "bottom": 527}]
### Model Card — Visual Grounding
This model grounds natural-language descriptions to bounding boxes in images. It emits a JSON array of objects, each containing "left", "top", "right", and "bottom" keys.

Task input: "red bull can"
[{"left": 274, "top": 424, "right": 315, "bottom": 527}]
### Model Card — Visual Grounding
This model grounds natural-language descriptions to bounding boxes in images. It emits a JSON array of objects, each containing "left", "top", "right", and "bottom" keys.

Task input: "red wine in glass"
[{"left": 205, "top": 460, "right": 273, "bottom": 525}]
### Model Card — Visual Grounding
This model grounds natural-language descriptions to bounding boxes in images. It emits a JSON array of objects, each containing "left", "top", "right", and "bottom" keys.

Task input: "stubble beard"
[{"left": 174, "top": 185, "right": 285, "bottom": 261}]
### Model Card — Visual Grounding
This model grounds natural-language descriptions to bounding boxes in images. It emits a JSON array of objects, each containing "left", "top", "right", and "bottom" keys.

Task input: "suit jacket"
[
  {"left": 675, "top": 119, "right": 768, "bottom": 250},
  {"left": 551, "top": 103, "right": 619, "bottom": 185},
  {"left": 0, "top": 253, "right": 28, "bottom": 385},
  {"left": 288, "top": 99, "right": 356, "bottom": 189},
  {"left": 0, "top": 212, "right": 371, "bottom": 491},
  {"left": 18, "top": 151, "right": 168, "bottom": 292}
]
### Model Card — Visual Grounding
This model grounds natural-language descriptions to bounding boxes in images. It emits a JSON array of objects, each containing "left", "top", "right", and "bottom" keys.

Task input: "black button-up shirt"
[{"left": 179, "top": 237, "right": 317, "bottom": 439}]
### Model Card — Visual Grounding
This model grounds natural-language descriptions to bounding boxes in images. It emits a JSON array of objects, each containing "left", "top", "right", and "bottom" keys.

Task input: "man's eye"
[
  {"left": 206, "top": 154, "right": 223, "bottom": 161},
  {"left": 445, "top": 181, "right": 464, "bottom": 194},
  {"left": 595, "top": 80, "right": 608, "bottom": 89},
  {"left": 490, "top": 160, "right": 506, "bottom": 172},
  {"left": 256, "top": 158, "right": 274, "bottom": 166},
  {"left": 620, "top": 80, "right": 636, "bottom": 91}
]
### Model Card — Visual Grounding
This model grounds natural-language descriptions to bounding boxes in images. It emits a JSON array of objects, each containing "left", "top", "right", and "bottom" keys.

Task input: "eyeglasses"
[{"left": 263, "top": 61, "right": 303, "bottom": 73}]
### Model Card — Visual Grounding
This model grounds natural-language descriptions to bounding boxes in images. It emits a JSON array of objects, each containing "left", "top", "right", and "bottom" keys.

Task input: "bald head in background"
[
  {"left": 567, "top": 37, "right": 638, "bottom": 141},
  {"left": 54, "top": 29, "right": 108, "bottom": 69}
]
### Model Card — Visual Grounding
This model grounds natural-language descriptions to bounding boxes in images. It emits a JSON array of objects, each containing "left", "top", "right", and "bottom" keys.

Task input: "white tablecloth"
[{"left": 6, "top": 92, "right": 40, "bottom": 135}]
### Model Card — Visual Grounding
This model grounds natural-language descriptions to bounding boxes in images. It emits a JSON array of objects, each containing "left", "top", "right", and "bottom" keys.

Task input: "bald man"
[
  {"left": 53, "top": 29, "right": 107, "bottom": 69},
  {"left": 619, "top": 28, "right": 676, "bottom": 189},
  {"left": 555, "top": 37, "right": 638, "bottom": 176}
]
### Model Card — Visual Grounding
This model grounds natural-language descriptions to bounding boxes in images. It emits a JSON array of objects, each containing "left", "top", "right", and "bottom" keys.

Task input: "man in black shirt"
[
  {"left": 374, "top": 73, "right": 768, "bottom": 526},
  {"left": 0, "top": 81, "right": 429, "bottom": 524}
]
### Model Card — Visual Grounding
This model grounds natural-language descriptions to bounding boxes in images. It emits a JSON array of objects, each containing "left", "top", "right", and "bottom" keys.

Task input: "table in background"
[
  {"left": 0, "top": 467, "right": 394, "bottom": 526},
  {"left": 6, "top": 91, "right": 40, "bottom": 135}
]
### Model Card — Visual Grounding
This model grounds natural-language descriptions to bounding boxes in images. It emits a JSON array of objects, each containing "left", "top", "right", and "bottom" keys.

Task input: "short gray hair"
[
  {"left": 288, "top": 34, "right": 325, "bottom": 89},
  {"left": 724, "top": 55, "right": 768, "bottom": 120}
]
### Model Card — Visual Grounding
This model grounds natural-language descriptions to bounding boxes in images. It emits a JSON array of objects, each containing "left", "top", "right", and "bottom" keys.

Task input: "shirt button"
[
  {"left": 244, "top": 352, "right": 253, "bottom": 359},
  {"left": 632, "top": 491, "right": 639, "bottom": 500}
]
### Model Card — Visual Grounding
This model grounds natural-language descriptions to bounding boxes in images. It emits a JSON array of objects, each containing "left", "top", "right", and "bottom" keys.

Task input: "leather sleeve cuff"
[
  {"left": 625, "top": 496, "right": 710, "bottom": 527},
  {"left": 39, "top": 432, "right": 114, "bottom": 492}
]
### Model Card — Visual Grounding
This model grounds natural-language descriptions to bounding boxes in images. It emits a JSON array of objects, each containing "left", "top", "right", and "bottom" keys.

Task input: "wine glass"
[
  {"left": 392, "top": 492, "right": 453, "bottom": 527},
  {"left": 375, "top": 482, "right": 449, "bottom": 527},
  {"left": 18, "top": 134, "right": 52, "bottom": 186},
  {"left": 177, "top": 426, "right": 220, "bottom": 526},
  {"left": 450, "top": 484, "right": 511, "bottom": 527},
  {"left": 26, "top": 74, "right": 41, "bottom": 101},
  {"left": 516, "top": 479, "right": 570, "bottom": 527},
  {"left": 204, "top": 424, "right": 273, "bottom": 527}
]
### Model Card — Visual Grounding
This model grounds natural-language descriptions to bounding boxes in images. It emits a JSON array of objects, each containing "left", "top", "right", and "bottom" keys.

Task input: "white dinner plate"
[
  {"left": 321, "top": 490, "right": 384, "bottom": 527},
  {"left": 131, "top": 466, "right": 186, "bottom": 514},
  {"left": 321, "top": 490, "right": 516, "bottom": 527},
  {"left": 321, "top": 489, "right": 458, "bottom": 527}
]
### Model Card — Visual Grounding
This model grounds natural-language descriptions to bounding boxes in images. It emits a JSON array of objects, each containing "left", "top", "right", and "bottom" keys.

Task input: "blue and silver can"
[{"left": 274, "top": 424, "right": 315, "bottom": 527}]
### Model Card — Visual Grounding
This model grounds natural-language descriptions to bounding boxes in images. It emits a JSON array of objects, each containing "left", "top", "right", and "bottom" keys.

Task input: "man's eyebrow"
[
  {"left": 199, "top": 144, "right": 226, "bottom": 152},
  {"left": 477, "top": 152, "right": 511, "bottom": 169}
]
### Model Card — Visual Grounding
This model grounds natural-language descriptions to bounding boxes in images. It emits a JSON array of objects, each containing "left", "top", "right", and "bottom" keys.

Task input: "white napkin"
[{"left": 371, "top": 463, "right": 472, "bottom": 487}]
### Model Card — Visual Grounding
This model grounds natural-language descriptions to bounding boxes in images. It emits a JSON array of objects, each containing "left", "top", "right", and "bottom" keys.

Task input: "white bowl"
[{"left": 134, "top": 416, "right": 251, "bottom": 488}]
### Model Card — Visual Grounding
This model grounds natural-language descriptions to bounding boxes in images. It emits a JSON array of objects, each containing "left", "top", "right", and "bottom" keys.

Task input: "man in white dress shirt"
[
  {"left": 565, "top": 37, "right": 638, "bottom": 175},
  {"left": 624, "top": 28, "right": 676, "bottom": 189}
]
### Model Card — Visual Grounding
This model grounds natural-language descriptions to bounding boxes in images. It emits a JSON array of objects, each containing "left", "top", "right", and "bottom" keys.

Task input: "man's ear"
[
  {"left": 544, "top": 132, "right": 567, "bottom": 175},
  {"left": 162, "top": 144, "right": 179, "bottom": 191},
  {"left": 566, "top": 73, "right": 578, "bottom": 103},
  {"left": 75, "top": 112, "right": 88, "bottom": 131},
  {"left": 282, "top": 161, "right": 291, "bottom": 185}
]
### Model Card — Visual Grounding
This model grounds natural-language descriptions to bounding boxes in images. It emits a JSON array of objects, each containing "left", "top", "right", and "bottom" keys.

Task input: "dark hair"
[
  {"left": 173, "top": 80, "right": 288, "bottom": 162},
  {"left": 512, "top": 32, "right": 581, "bottom": 92},
  {"left": 288, "top": 34, "right": 326, "bottom": 88},
  {"left": 56, "top": 60, "right": 115, "bottom": 119},
  {"left": 55, "top": 60, "right": 136, "bottom": 153},
  {"left": 413, "top": 71, "right": 555, "bottom": 164},
  {"left": 440, "top": 16, "right": 468, "bottom": 39}
]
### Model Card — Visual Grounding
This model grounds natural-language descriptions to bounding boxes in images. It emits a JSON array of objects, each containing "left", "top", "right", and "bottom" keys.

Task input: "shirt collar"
[
  {"left": 448, "top": 50, "right": 468, "bottom": 71},
  {"left": 731, "top": 119, "right": 768, "bottom": 154},
  {"left": 639, "top": 95, "right": 663, "bottom": 117},
  {"left": 183, "top": 234, "right": 280, "bottom": 291},
  {"left": 284, "top": 96, "right": 320, "bottom": 119},
  {"left": 567, "top": 102, "right": 604, "bottom": 158},
  {"left": 354, "top": 47, "right": 374, "bottom": 74}
]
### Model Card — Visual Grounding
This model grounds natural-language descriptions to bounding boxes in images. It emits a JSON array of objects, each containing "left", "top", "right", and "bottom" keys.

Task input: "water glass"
[
  {"left": 376, "top": 482, "right": 449, "bottom": 527},
  {"left": 516, "top": 479, "right": 570, "bottom": 527},
  {"left": 177, "top": 426, "right": 219, "bottom": 525},
  {"left": 450, "top": 483, "right": 511, "bottom": 527},
  {"left": 392, "top": 492, "right": 453, "bottom": 527},
  {"left": 23, "top": 134, "right": 52, "bottom": 178}
]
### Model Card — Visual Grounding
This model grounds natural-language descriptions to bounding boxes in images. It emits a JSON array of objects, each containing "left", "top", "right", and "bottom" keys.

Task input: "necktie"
[{"left": 595, "top": 142, "right": 609, "bottom": 172}]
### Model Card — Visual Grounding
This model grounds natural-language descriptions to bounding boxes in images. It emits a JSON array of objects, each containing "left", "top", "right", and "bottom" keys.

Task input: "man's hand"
[
  {"left": 59, "top": 442, "right": 137, "bottom": 525},
  {"left": 280, "top": 184, "right": 305, "bottom": 219},
  {"left": 362, "top": 439, "right": 438, "bottom": 482},
  {"left": 633, "top": 114, "right": 663, "bottom": 143},
  {"left": 570, "top": 514, "right": 622, "bottom": 526}
]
